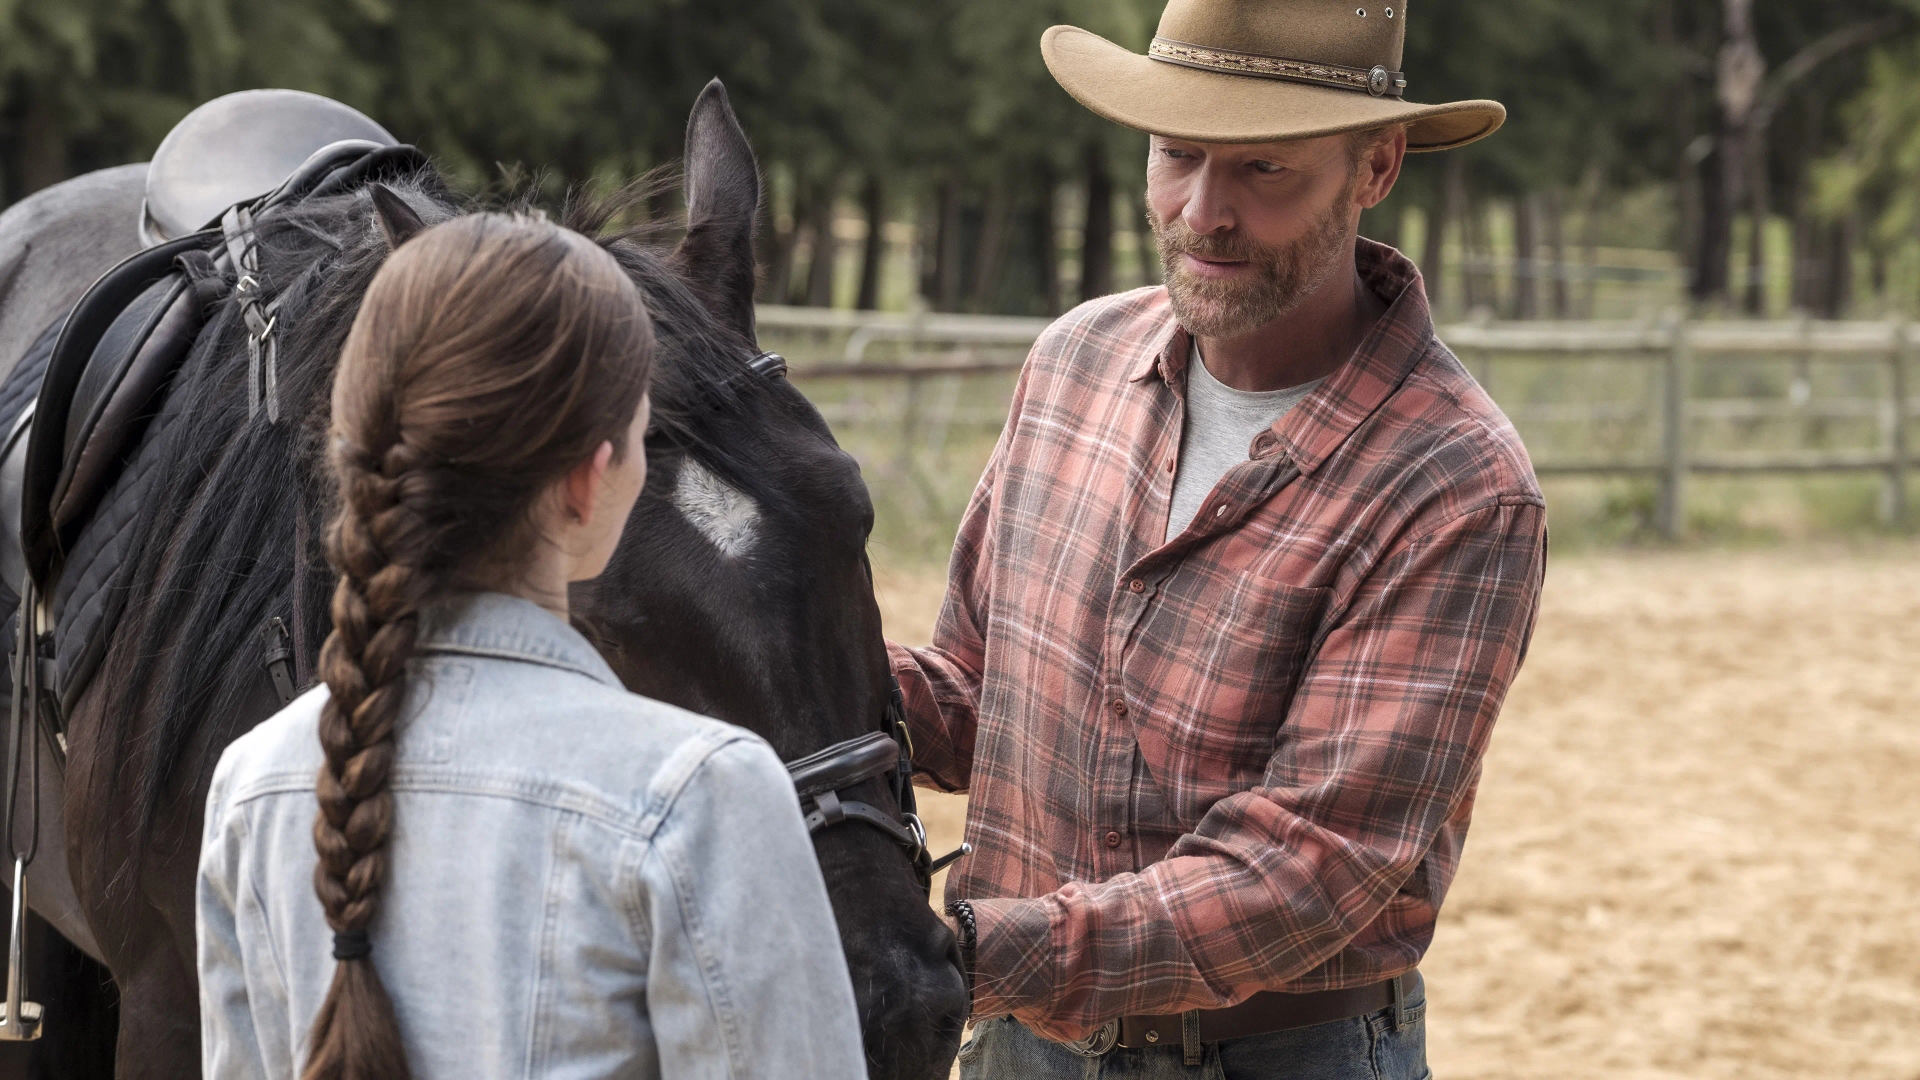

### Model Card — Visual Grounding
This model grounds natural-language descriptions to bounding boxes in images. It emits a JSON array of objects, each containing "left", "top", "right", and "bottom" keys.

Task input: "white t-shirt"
[{"left": 1166, "top": 343, "right": 1325, "bottom": 541}]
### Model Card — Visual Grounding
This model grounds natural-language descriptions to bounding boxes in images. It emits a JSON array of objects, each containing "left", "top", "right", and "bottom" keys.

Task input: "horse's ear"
[
  {"left": 370, "top": 184, "right": 426, "bottom": 250},
  {"left": 672, "top": 79, "right": 761, "bottom": 342}
]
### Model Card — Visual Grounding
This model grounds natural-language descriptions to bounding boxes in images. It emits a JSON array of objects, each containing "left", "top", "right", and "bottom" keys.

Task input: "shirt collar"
[
  {"left": 415, "top": 591, "right": 622, "bottom": 687},
  {"left": 1131, "top": 239, "right": 1433, "bottom": 476}
]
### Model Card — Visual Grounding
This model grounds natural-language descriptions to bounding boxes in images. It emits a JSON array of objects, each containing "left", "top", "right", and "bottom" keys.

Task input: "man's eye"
[
  {"left": 1163, "top": 148, "right": 1193, "bottom": 160},
  {"left": 1250, "top": 161, "right": 1283, "bottom": 174}
]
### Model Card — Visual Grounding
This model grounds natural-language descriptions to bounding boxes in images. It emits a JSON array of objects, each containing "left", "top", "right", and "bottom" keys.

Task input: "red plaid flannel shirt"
[{"left": 888, "top": 241, "right": 1547, "bottom": 1040}]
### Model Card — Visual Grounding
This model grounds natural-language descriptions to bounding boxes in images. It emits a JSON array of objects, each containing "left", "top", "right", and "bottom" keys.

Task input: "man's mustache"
[{"left": 1155, "top": 223, "right": 1270, "bottom": 266}]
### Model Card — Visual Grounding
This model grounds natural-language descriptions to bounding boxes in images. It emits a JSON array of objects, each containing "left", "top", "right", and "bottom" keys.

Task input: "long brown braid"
[{"left": 304, "top": 206, "right": 652, "bottom": 1080}]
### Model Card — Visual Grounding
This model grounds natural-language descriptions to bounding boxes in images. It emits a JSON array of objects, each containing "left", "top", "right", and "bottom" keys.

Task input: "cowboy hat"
[{"left": 1042, "top": 0, "right": 1504, "bottom": 151}]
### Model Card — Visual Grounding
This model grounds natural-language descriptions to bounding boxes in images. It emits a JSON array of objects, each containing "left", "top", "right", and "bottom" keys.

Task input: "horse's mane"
[{"left": 88, "top": 166, "right": 775, "bottom": 880}]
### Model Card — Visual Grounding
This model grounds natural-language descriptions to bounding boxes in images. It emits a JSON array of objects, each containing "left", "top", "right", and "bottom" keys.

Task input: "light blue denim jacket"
[{"left": 197, "top": 592, "right": 866, "bottom": 1079}]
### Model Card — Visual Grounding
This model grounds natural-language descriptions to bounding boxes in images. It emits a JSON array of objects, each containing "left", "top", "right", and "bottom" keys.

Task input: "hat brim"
[{"left": 1042, "top": 25, "right": 1504, "bottom": 152}]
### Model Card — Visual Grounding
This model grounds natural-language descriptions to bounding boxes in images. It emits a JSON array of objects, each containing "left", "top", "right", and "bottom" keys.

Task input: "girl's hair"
[{"left": 304, "top": 209, "right": 653, "bottom": 1080}]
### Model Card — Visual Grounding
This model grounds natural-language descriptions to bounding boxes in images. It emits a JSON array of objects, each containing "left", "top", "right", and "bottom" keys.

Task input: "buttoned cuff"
[{"left": 964, "top": 894, "right": 1059, "bottom": 1021}]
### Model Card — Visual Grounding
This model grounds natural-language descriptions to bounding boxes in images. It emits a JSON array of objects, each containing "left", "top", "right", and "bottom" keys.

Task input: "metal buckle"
[
  {"left": 0, "top": 858, "right": 42, "bottom": 1041},
  {"left": 1065, "top": 1019, "right": 1118, "bottom": 1058}
]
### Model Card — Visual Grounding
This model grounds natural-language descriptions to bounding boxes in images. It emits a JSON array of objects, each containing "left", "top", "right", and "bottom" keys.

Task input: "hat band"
[{"left": 1148, "top": 37, "right": 1408, "bottom": 99}]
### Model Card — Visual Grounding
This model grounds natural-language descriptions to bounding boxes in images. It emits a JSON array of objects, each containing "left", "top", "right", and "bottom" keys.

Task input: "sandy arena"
[{"left": 876, "top": 546, "right": 1920, "bottom": 1078}]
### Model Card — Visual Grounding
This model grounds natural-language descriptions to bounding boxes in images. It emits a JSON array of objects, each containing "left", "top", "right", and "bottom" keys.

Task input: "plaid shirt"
[{"left": 888, "top": 241, "right": 1547, "bottom": 1041}]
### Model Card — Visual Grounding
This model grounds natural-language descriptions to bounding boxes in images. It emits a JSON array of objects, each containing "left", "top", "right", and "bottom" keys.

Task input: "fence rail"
[{"left": 758, "top": 307, "right": 1920, "bottom": 538}]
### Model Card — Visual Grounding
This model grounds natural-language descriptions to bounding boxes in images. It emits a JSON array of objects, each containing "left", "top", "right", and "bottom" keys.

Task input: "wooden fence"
[{"left": 758, "top": 306, "right": 1920, "bottom": 539}]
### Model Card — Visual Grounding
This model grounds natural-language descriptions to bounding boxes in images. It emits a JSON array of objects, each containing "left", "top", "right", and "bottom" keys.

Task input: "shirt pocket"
[{"left": 1121, "top": 570, "right": 1331, "bottom": 818}]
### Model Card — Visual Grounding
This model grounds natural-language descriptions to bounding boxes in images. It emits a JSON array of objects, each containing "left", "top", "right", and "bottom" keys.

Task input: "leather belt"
[{"left": 1066, "top": 972, "right": 1412, "bottom": 1060}]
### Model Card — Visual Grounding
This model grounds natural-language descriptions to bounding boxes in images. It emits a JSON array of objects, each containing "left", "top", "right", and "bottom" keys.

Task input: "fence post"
[
  {"left": 1657, "top": 317, "right": 1690, "bottom": 541},
  {"left": 1889, "top": 321, "right": 1911, "bottom": 530}
]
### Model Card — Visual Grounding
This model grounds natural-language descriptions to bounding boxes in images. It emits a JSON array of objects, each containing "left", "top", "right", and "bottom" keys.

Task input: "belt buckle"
[{"left": 1065, "top": 1019, "right": 1119, "bottom": 1057}]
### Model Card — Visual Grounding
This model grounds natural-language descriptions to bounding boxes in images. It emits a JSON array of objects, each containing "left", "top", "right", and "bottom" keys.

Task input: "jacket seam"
[
  {"left": 220, "top": 771, "right": 661, "bottom": 838},
  {"left": 234, "top": 805, "right": 293, "bottom": 1025},
  {"left": 649, "top": 818, "right": 754, "bottom": 1074},
  {"left": 413, "top": 640, "right": 614, "bottom": 685},
  {"left": 522, "top": 812, "right": 572, "bottom": 1077}
]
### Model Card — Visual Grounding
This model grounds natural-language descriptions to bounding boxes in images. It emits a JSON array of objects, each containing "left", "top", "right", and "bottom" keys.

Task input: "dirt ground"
[{"left": 876, "top": 546, "right": 1920, "bottom": 1079}]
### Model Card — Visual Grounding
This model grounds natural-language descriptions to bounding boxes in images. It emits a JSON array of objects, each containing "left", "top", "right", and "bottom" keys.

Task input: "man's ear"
[
  {"left": 1354, "top": 126, "right": 1409, "bottom": 211},
  {"left": 370, "top": 184, "right": 427, "bottom": 249}
]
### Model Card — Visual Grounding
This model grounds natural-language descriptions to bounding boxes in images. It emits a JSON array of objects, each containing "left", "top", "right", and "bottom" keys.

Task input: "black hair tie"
[{"left": 332, "top": 930, "right": 373, "bottom": 961}]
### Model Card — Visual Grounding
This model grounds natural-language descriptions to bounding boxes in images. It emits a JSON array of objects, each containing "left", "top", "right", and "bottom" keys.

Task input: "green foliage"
[
  {"left": 7, "top": 0, "right": 1920, "bottom": 318},
  {"left": 1814, "top": 39, "right": 1920, "bottom": 249}
]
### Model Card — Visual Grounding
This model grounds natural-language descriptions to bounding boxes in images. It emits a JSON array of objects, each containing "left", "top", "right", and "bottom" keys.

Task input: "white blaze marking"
[{"left": 671, "top": 459, "right": 760, "bottom": 558}]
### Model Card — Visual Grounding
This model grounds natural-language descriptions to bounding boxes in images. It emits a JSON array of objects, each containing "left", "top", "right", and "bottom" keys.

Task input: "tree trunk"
[
  {"left": 1790, "top": 206, "right": 1817, "bottom": 313},
  {"left": 1442, "top": 154, "right": 1471, "bottom": 314},
  {"left": 1131, "top": 190, "right": 1162, "bottom": 287},
  {"left": 1821, "top": 214, "right": 1855, "bottom": 318},
  {"left": 1364, "top": 200, "right": 1402, "bottom": 251},
  {"left": 1695, "top": 129, "right": 1739, "bottom": 306},
  {"left": 1659, "top": 0, "right": 1704, "bottom": 279},
  {"left": 1578, "top": 164, "right": 1605, "bottom": 318},
  {"left": 1080, "top": 142, "right": 1114, "bottom": 303},
  {"left": 1038, "top": 163, "right": 1064, "bottom": 313},
  {"left": 1743, "top": 125, "right": 1771, "bottom": 316},
  {"left": 1514, "top": 195, "right": 1539, "bottom": 320},
  {"left": 763, "top": 174, "right": 799, "bottom": 306},
  {"left": 1463, "top": 196, "right": 1493, "bottom": 315},
  {"left": 19, "top": 91, "right": 69, "bottom": 196},
  {"left": 1787, "top": 88, "right": 1825, "bottom": 314},
  {"left": 856, "top": 175, "right": 885, "bottom": 311},
  {"left": 936, "top": 177, "right": 964, "bottom": 312},
  {"left": 1422, "top": 178, "right": 1451, "bottom": 310},
  {"left": 748, "top": 170, "right": 779, "bottom": 303},
  {"left": 1698, "top": 0, "right": 1764, "bottom": 307},
  {"left": 968, "top": 184, "right": 1009, "bottom": 311},
  {"left": 804, "top": 181, "right": 838, "bottom": 308},
  {"left": 1544, "top": 188, "right": 1569, "bottom": 318}
]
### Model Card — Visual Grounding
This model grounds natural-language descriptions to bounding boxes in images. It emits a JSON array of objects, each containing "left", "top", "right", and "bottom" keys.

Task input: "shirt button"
[
  {"left": 1104, "top": 830, "right": 1123, "bottom": 849},
  {"left": 1111, "top": 699, "right": 1128, "bottom": 717},
  {"left": 1213, "top": 505, "right": 1227, "bottom": 518},
  {"left": 1165, "top": 455, "right": 1176, "bottom": 473},
  {"left": 1128, "top": 579, "right": 1146, "bottom": 594}
]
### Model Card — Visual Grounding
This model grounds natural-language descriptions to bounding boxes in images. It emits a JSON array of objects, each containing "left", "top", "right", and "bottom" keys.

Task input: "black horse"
[{"left": 0, "top": 84, "right": 964, "bottom": 1078}]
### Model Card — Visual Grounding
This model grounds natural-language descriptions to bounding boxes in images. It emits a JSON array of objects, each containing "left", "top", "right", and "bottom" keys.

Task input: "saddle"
[
  {"left": 140, "top": 89, "right": 398, "bottom": 246},
  {"left": 0, "top": 91, "right": 424, "bottom": 728}
]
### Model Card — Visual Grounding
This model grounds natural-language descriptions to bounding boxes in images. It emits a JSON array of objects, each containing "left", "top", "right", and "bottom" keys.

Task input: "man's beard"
[{"left": 1148, "top": 187, "right": 1357, "bottom": 339}]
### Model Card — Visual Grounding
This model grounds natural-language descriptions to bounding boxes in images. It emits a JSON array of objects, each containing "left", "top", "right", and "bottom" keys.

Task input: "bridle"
[
  {"left": 785, "top": 678, "right": 968, "bottom": 893},
  {"left": 742, "top": 349, "right": 969, "bottom": 893}
]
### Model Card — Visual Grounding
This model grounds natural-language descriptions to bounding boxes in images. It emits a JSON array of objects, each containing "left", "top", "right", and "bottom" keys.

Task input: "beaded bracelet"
[{"left": 945, "top": 899, "right": 978, "bottom": 1000}]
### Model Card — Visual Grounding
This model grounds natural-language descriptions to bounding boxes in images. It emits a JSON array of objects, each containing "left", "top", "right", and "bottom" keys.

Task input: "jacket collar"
[
  {"left": 1128, "top": 239, "right": 1433, "bottom": 476},
  {"left": 415, "top": 592, "right": 621, "bottom": 687}
]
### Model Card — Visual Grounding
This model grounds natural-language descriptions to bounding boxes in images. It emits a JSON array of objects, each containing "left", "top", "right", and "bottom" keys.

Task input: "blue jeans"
[{"left": 957, "top": 976, "right": 1429, "bottom": 1080}]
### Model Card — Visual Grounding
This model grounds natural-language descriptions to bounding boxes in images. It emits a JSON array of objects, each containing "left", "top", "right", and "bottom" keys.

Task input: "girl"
[{"left": 197, "top": 209, "right": 865, "bottom": 1079}]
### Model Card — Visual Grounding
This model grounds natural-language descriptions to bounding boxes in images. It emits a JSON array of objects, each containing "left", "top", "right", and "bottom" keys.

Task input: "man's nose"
[{"left": 1182, "top": 168, "right": 1236, "bottom": 236}]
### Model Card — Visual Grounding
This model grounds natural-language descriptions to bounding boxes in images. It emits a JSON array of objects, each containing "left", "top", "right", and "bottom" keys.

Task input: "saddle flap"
[
  {"left": 0, "top": 405, "right": 37, "bottom": 603},
  {"left": 20, "top": 234, "right": 211, "bottom": 591},
  {"left": 51, "top": 275, "right": 198, "bottom": 535}
]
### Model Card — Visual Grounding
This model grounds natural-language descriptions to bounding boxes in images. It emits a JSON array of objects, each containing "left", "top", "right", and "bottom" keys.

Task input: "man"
[{"left": 891, "top": 1, "right": 1542, "bottom": 1077}]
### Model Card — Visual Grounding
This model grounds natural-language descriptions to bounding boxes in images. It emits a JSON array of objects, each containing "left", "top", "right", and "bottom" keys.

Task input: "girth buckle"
[{"left": 0, "top": 858, "right": 42, "bottom": 1041}]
